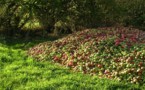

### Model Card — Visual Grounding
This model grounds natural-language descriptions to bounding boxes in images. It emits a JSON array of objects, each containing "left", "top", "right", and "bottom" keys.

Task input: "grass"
[{"left": 0, "top": 36, "right": 145, "bottom": 90}]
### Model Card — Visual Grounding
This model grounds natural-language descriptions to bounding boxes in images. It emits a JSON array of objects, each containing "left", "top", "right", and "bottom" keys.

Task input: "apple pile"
[{"left": 28, "top": 27, "right": 145, "bottom": 84}]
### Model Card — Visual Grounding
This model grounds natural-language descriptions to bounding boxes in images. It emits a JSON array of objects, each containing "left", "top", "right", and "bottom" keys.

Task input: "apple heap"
[{"left": 28, "top": 27, "right": 145, "bottom": 84}]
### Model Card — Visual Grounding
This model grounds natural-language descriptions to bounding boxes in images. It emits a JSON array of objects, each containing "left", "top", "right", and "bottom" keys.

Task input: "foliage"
[
  {"left": 28, "top": 27, "right": 145, "bottom": 84},
  {"left": 0, "top": 0, "right": 32, "bottom": 35},
  {"left": 117, "top": 0, "right": 145, "bottom": 28},
  {"left": 1, "top": 0, "right": 145, "bottom": 37}
]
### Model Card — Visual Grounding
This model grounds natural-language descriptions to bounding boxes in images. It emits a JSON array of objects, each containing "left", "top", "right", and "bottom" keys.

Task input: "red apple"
[{"left": 68, "top": 61, "right": 74, "bottom": 67}]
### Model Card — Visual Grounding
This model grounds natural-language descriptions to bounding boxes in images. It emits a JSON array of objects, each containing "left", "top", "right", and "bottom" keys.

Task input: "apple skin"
[
  {"left": 97, "top": 64, "right": 103, "bottom": 68},
  {"left": 138, "top": 62, "right": 143, "bottom": 67},
  {"left": 53, "top": 56, "right": 60, "bottom": 61},
  {"left": 68, "top": 61, "right": 74, "bottom": 67}
]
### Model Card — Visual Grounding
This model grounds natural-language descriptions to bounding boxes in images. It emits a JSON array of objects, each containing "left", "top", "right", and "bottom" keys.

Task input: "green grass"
[{"left": 0, "top": 38, "right": 145, "bottom": 90}]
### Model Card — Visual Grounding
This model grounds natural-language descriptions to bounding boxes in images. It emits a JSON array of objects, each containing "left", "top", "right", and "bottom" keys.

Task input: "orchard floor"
[{"left": 0, "top": 33, "right": 145, "bottom": 90}]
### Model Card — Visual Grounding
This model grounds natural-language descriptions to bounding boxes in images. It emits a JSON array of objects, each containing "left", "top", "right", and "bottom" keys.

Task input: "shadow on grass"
[
  {"left": 107, "top": 84, "right": 141, "bottom": 90},
  {"left": 1, "top": 35, "right": 64, "bottom": 50}
]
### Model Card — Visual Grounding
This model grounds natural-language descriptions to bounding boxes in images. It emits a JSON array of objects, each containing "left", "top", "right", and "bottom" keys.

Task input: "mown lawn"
[{"left": 0, "top": 37, "right": 144, "bottom": 90}]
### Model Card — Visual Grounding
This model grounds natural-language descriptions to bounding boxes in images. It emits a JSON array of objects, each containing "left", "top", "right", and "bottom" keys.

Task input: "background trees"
[{"left": 0, "top": 0, "right": 145, "bottom": 38}]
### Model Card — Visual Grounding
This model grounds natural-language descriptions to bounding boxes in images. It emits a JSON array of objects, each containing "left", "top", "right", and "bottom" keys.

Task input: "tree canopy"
[{"left": 0, "top": 0, "right": 145, "bottom": 37}]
